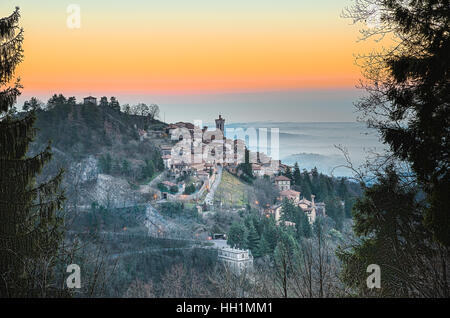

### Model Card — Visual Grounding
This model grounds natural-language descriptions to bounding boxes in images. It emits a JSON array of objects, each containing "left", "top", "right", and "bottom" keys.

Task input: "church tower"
[{"left": 215, "top": 114, "right": 225, "bottom": 134}]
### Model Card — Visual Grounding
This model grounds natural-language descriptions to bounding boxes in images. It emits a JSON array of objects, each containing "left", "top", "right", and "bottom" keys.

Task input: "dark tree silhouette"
[
  {"left": 344, "top": 0, "right": 450, "bottom": 245},
  {"left": 0, "top": 7, "right": 65, "bottom": 297},
  {"left": 338, "top": 0, "right": 450, "bottom": 297}
]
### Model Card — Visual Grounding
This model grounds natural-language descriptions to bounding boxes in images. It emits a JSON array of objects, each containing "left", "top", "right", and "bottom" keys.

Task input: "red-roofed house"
[
  {"left": 274, "top": 175, "right": 291, "bottom": 191},
  {"left": 279, "top": 189, "right": 300, "bottom": 203}
]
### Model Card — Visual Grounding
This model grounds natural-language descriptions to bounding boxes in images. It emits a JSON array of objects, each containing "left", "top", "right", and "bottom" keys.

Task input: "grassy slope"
[{"left": 214, "top": 170, "right": 249, "bottom": 209}]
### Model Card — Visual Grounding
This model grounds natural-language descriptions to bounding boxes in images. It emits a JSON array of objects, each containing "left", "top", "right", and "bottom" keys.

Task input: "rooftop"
[
  {"left": 275, "top": 175, "right": 291, "bottom": 181},
  {"left": 280, "top": 189, "right": 301, "bottom": 197},
  {"left": 219, "top": 247, "right": 250, "bottom": 254}
]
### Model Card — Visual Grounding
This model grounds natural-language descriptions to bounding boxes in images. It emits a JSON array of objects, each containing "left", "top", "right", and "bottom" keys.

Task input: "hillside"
[
  {"left": 27, "top": 98, "right": 168, "bottom": 188},
  {"left": 214, "top": 170, "right": 250, "bottom": 209},
  {"left": 20, "top": 96, "right": 362, "bottom": 297},
  {"left": 32, "top": 99, "right": 165, "bottom": 158}
]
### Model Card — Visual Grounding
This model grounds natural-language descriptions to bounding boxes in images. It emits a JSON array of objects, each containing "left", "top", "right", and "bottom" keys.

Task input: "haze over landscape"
[
  {"left": 2, "top": 0, "right": 380, "bottom": 124},
  {"left": 3, "top": 0, "right": 447, "bottom": 300},
  {"left": 0, "top": 0, "right": 384, "bottom": 175}
]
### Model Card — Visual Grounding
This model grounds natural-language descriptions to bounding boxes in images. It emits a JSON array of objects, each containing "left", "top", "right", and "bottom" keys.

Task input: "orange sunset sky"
[{"left": 1, "top": 0, "right": 388, "bottom": 122}]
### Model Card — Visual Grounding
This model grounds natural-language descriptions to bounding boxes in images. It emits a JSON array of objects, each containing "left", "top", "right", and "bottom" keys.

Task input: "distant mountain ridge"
[{"left": 282, "top": 152, "right": 348, "bottom": 176}]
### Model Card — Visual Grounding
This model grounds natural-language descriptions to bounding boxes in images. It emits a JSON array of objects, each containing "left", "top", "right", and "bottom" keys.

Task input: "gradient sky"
[{"left": 1, "top": 0, "right": 386, "bottom": 123}]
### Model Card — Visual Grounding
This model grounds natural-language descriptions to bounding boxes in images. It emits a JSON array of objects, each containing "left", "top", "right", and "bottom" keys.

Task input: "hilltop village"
[
  {"left": 137, "top": 113, "right": 326, "bottom": 225},
  {"left": 14, "top": 92, "right": 359, "bottom": 293}
]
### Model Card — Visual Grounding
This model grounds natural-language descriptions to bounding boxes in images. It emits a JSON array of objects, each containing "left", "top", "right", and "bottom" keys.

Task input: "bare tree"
[
  {"left": 160, "top": 264, "right": 211, "bottom": 298},
  {"left": 207, "top": 265, "right": 253, "bottom": 298},
  {"left": 124, "top": 279, "right": 156, "bottom": 298},
  {"left": 148, "top": 104, "right": 160, "bottom": 120}
]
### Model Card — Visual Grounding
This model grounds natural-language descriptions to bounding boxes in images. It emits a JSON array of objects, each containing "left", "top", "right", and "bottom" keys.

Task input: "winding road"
[{"left": 204, "top": 165, "right": 223, "bottom": 206}]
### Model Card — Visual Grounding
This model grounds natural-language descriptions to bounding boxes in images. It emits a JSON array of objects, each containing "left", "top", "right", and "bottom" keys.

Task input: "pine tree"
[
  {"left": 301, "top": 170, "right": 312, "bottom": 200},
  {"left": 109, "top": 96, "right": 120, "bottom": 112},
  {"left": 345, "top": 0, "right": 450, "bottom": 245},
  {"left": 99, "top": 153, "right": 112, "bottom": 174},
  {"left": 121, "top": 159, "right": 131, "bottom": 176},
  {"left": 297, "top": 209, "right": 312, "bottom": 238},
  {"left": 67, "top": 96, "right": 76, "bottom": 105},
  {"left": 311, "top": 167, "right": 320, "bottom": 196},
  {"left": 335, "top": 202, "right": 344, "bottom": 231},
  {"left": 262, "top": 217, "right": 278, "bottom": 252},
  {"left": 344, "top": 195, "right": 354, "bottom": 219},
  {"left": 247, "top": 223, "right": 260, "bottom": 257},
  {"left": 284, "top": 166, "right": 293, "bottom": 181},
  {"left": 293, "top": 162, "right": 301, "bottom": 185},
  {"left": 337, "top": 178, "right": 348, "bottom": 199},
  {"left": 99, "top": 96, "right": 108, "bottom": 107},
  {"left": 0, "top": 8, "right": 65, "bottom": 297},
  {"left": 227, "top": 222, "right": 248, "bottom": 249},
  {"left": 337, "top": 168, "right": 435, "bottom": 296},
  {"left": 281, "top": 198, "right": 295, "bottom": 222},
  {"left": 257, "top": 236, "right": 271, "bottom": 256},
  {"left": 243, "top": 148, "right": 253, "bottom": 178}
]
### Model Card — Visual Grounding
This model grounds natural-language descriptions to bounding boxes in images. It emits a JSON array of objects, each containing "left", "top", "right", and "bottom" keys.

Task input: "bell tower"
[{"left": 215, "top": 114, "right": 225, "bottom": 134}]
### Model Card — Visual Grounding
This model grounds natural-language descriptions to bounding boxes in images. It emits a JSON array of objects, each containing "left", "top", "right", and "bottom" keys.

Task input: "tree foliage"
[
  {"left": 0, "top": 8, "right": 66, "bottom": 297},
  {"left": 344, "top": 0, "right": 450, "bottom": 245},
  {"left": 339, "top": 0, "right": 450, "bottom": 297},
  {"left": 227, "top": 221, "right": 248, "bottom": 249}
]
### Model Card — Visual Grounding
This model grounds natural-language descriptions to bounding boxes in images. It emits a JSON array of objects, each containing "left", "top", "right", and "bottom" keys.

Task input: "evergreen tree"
[
  {"left": 183, "top": 184, "right": 196, "bottom": 195},
  {"left": 337, "top": 178, "right": 348, "bottom": 199},
  {"left": 99, "top": 153, "right": 112, "bottom": 174},
  {"left": 338, "top": 168, "right": 436, "bottom": 296},
  {"left": 0, "top": 8, "right": 65, "bottom": 297},
  {"left": 293, "top": 162, "right": 301, "bottom": 185},
  {"left": 67, "top": 96, "right": 76, "bottom": 106},
  {"left": 123, "top": 104, "right": 131, "bottom": 115},
  {"left": 112, "top": 157, "right": 121, "bottom": 174},
  {"left": 47, "top": 94, "right": 67, "bottom": 109},
  {"left": 243, "top": 148, "right": 253, "bottom": 177},
  {"left": 247, "top": 223, "right": 260, "bottom": 256},
  {"left": 227, "top": 222, "right": 248, "bottom": 249},
  {"left": 335, "top": 202, "right": 344, "bottom": 231},
  {"left": 153, "top": 150, "right": 165, "bottom": 171},
  {"left": 338, "top": 0, "right": 450, "bottom": 296},
  {"left": 343, "top": 195, "right": 354, "bottom": 219},
  {"left": 109, "top": 96, "right": 120, "bottom": 112},
  {"left": 273, "top": 229, "right": 298, "bottom": 297},
  {"left": 298, "top": 210, "right": 312, "bottom": 238},
  {"left": 121, "top": 159, "right": 131, "bottom": 176},
  {"left": 280, "top": 198, "right": 296, "bottom": 223},
  {"left": 141, "top": 159, "right": 155, "bottom": 180},
  {"left": 345, "top": 0, "right": 450, "bottom": 245},
  {"left": 310, "top": 167, "right": 320, "bottom": 196},
  {"left": 99, "top": 96, "right": 108, "bottom": 107},
  {"left": 284, "top": 166, "right": 293, "bottom": 181},
  {"left": 301, "top": 170, "right": 312, "bottom": 200},
  {"left": 257, "top": 236, "right": 271, "bottom": 256},
  {"left": 22, "top": 97, "right": 43, "bottom": 111},
  {"left": 262, "top": 217, "right": 278, "bottom": 252}
]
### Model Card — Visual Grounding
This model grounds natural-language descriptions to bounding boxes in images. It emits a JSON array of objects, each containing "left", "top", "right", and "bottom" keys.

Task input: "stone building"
[
  {"left": 217, "top": 247, "right": 253, "bottom": 274},
  {"left": 83, "top": 96, "right": 97, "bottom": 105},
  {"left": 162, "top": 154, "right": 172, "bottom": 169},
  {"left": 269, "top": 191, "right": 326, "bottom": 225},
  {"left": 215, "top": 114, "right": 225, "bottom": 134},
  {"left": 274, "top": 175, "right": 291, "bottom": 191},
  {"left": 279, "top": 189, "right": 301, "bottom": 203}
]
